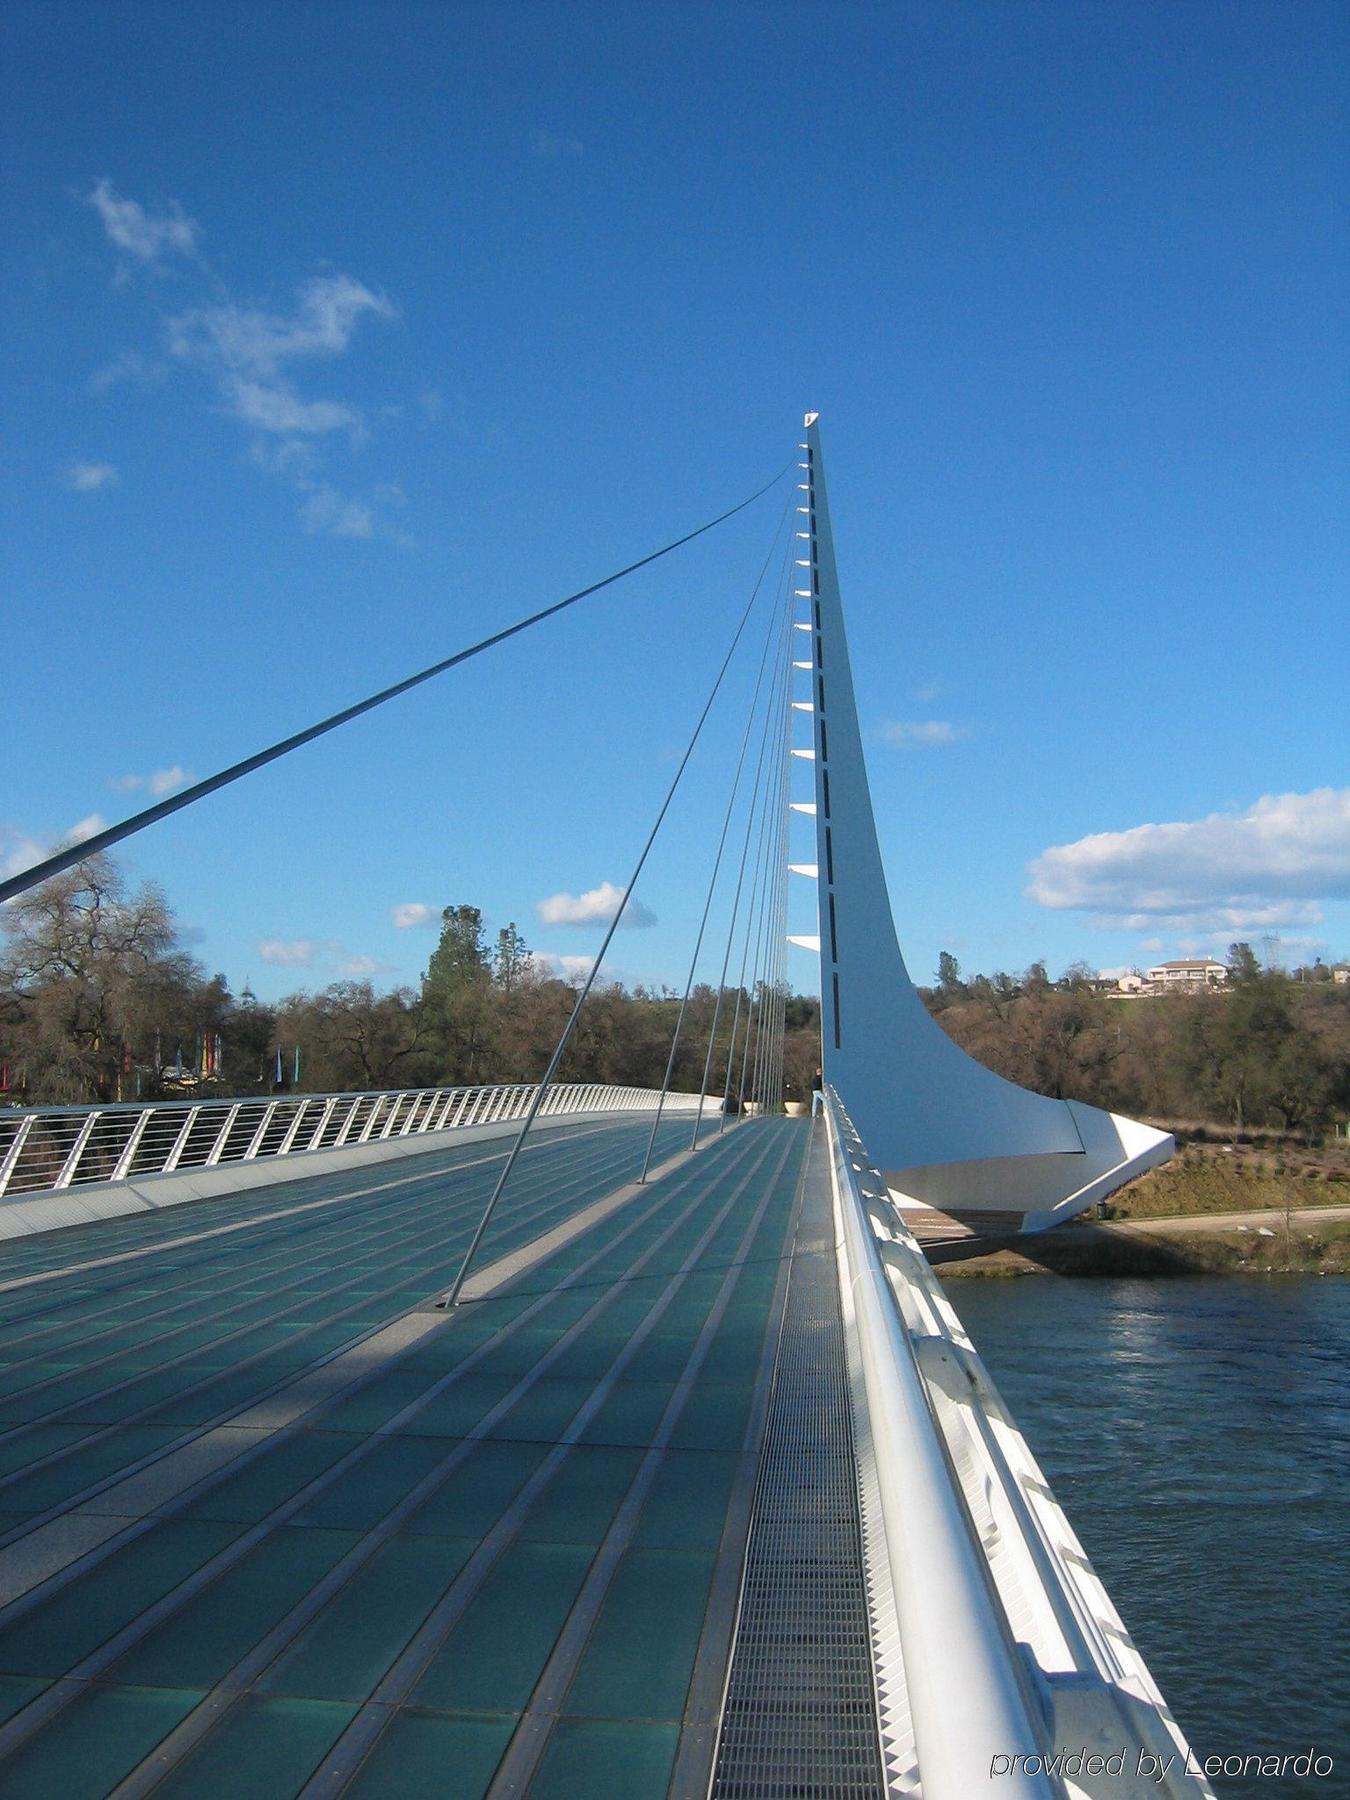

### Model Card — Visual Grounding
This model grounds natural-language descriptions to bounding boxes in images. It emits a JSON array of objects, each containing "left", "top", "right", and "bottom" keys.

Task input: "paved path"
[
  {"left": 1100, "top": 1203, "right": 1350, "bottom": 1236},
  {"left": 0, "top": 1114, "right": 827, "bottom": 1799}
]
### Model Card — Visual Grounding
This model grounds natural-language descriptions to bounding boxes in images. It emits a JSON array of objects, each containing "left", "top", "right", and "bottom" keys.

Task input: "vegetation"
[
  {"left": 0, "top": 857, "right": 823, "bottom": 1106},
  {"left": 924, "top": 951, "right": 1350, "bottom": 1142},
  {"left": 934, "top": 1218, "right": 1350, "bottom": 1281},
  {"left": 2, "top": 860, "right": 1345, "bottom": 1156}
]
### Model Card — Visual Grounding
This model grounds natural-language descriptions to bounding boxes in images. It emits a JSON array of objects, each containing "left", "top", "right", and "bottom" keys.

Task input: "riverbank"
[
  {"left": 1103, "top": 1126, "right": 1350, "bottom": 1220},
  {"left": 933, "top": 1214, "right": 1350, "bottom": 1279}
]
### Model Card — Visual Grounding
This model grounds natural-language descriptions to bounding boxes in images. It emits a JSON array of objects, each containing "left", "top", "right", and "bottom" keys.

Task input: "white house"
[{"left": 1146, "top": 958, "right": 1227, "bottom": 989}]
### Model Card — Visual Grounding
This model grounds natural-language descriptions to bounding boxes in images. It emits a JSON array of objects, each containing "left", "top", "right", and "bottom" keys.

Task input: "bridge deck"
[{"left": 0, "top": 1114, "right": 861, "bottom": 1799}]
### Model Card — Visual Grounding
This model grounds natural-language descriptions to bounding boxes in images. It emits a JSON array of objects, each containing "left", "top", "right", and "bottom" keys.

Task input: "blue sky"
[{"left": 4, "top": 0, "right": 1347, "bottom": 1002}]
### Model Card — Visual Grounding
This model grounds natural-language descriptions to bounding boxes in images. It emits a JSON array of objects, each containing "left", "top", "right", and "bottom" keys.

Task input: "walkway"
[{"left": 0, "top": 1114, "right": 866, "bottom": 1798}]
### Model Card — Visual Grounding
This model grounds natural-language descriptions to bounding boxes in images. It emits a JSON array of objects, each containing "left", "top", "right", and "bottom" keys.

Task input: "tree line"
[
  {"left": 0, "top": 857, "right": 820, "bottom": 1108},
  {"left": 924, "top": 950, "right": 1350, "bottom": 1138},
  {"left": 3, "top": 856, "right": 1345, "bottom": 1137}
]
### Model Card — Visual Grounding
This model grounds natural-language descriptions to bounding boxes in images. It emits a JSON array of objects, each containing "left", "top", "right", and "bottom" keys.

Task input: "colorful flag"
[
  {"left": 293, "top": 1044, "right": 301, "bottom": 1086},
  {"left": 274, "top": 1046, "right": 283, "bottom": 1087}
]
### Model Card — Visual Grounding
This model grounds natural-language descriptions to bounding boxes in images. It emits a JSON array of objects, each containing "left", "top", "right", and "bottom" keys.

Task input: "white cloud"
[
  {"left": 88, "top": 177, "right": 199, "bottom": 262},
  {"left": 1, "top": 815, "right": 109, "bottom": 883},
  {"left": 65, "top": 462, "right": 118, "bottom": 492},
  {"left": 85, "top": 185, "right": 402, "bottom": 541},
  {"left": 338, "top": 954, "right": 392, "bottom": 977},
  {"left": 1027, "top": 787, "right": 1350, "bottom": 932},
  {"left": 89, "top": 349, "right": 165, "bottom": 394},
  {"left": 391, "top": 903, "right": 436, "bottom": 929},
  {"left": 226, "top": 379, "right": 357, "bottom": 437},
  {"left": 529, "top": 130, "right": 584, "bottom": 159},
  {"left": 168, "top": 274, "right": 394, "bottom": 382},
  {"left": 535, "top": 881, "right": 657, "bottom": 929},
  {"left": 879, "top": 720, "right": 967, "bottom": 748},
  {"left": 258, "top": 939, "right": 317, "bottom": 967},
  {"left": 536, "top": 953, "right": 598, "bottom": 982},
  {"left": 111, "top": 766, "right": 190, "bottom": 798},
  {"left": 300, "top": 486, "right": 374, "bottom": 539}
]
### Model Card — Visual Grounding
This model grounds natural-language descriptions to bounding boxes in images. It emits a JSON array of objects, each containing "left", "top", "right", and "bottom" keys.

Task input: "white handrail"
[
  {"left": 828, "top": 1095, "right": 1053, "bottom": 1798},
  {"left": 0, "top": 1081, "right": 708, "bottom": 1202},
  {"left": 825, "top": 1089, "right": 1214, "bottom": 1800}
]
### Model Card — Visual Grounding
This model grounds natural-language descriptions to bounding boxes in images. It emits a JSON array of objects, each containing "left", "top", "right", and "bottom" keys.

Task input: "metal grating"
[{"left": 710, "top": 1140, "right": 885, "bottom": 1800}]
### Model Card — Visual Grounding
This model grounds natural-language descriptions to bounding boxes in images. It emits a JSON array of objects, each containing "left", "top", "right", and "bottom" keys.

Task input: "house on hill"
[{"left": 1146, "top": 958, "right": 1227, "bottom": 989}]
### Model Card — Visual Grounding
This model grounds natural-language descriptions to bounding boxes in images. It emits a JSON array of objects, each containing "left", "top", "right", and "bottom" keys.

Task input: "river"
[{"left": 948, "top": 1276, "right": 1349, "bottom": 1798}]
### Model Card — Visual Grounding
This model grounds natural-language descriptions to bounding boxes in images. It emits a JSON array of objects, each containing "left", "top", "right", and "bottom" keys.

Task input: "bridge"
[{"left": 0, "top": 421, "right": 1211, "bottom": 1797}]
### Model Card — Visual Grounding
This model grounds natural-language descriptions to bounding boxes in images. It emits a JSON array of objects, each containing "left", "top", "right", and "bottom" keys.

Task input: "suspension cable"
[
  {"left": 636, "top": 504, "right": 795, "bottom": 1184},
  {"left": 1, "top": 464, "right": 791, "bottom": 905},
  {"left": 691, "top": 596, "right": 793, "bottom": 1144},
  {"left": 734, "top": 634, "right": 794, "bottom": 1119},
  {"left": 435, "top": 515, "right": 781, "bottom": 1310}
]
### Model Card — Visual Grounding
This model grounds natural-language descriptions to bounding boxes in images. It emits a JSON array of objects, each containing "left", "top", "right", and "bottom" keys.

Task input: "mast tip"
[{"left": 803, "top": 411, "right": 819, "bottom": 427}]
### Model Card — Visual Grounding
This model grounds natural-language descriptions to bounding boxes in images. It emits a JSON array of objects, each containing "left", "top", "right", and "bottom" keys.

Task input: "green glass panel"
[
  {"left": 260, "top": 1532, "right": 478, "bottom": 1701},
  {"left": 412, "top": 1540, "right": 593, "bottom": 1714},
  {"left": 177, "top": 1430, "right": 361, "bottom": 1523},
  {"left": 343, "top": 1707, "right": 515, "bottom": 1800},
  {"left": 633, "top": 1450, "right": 738, "bottom": 1551},
  {"left": 290, "top": 1434, "right": 451, "bottom": 1530},
  {"left": 667, "top": 1382, "right": 753, "bottom": 1452},
  {"left": 149, "top": 1695, "right": 356, "bottom": 1800},
  {"left": 0, "top": 1681, "right": 203, "bottom": 1799},
  {"left": 620, "top": 1329, "right": 704, "bottom": 1383},
  {"left": 565, "top": 1547, "right": 714, "bottom": 1721},
  {"left": 402, "top": 1439, "right": 548, "bottom": 1541},
  {"left": 0, "top": 1423, "right": 97, "bottom": 1482},
  {"left": 530, "top": 1717, "right": 678, "bottom": 1800},
  {"left": 0, "top": 1425, "right": 183, "bottom": 1511},
  {"left": 0, "top": 1673, "right": 49, "bottom": 1728},
  {"left": 0, "top": 1520, "right": 240, "bottom": 1678},
  {"left": 517, "top": 1445, "right": 643, "bottom": 1546},
  {"left": 283, "top": 1369, "right": 434, "bottom": 1435},
  {"left": 577, "top": 1381, "right": 674, "bottom": 1447},
  {"left": 106, "top": 1526, "right": 359, "bottom": 1689},
  {"left": 463, "top": 1376, "right": 595, "bottom": 1444}
]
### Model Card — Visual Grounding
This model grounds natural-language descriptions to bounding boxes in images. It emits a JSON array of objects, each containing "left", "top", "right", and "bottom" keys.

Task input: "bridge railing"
[
  {"left": 825, "top": 1088, "right": 1212, "bottom": 1800},
  {"left": 0, "top": 1082, "right": 704, "bottom": 1202}
]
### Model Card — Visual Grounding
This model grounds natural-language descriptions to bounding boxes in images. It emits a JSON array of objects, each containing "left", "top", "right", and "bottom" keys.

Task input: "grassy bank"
[
  {"left": 935, "top": 1218, "right": 1350, "bottom": 1280},
  {"left": 1103, "top": 1130, "right": 1350, "bottom": 1221}
]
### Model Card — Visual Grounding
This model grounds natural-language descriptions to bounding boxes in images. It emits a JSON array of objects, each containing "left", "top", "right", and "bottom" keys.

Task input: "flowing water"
[{"left": 949, "top": 1276, "right": 1349, "bottom": 1799}]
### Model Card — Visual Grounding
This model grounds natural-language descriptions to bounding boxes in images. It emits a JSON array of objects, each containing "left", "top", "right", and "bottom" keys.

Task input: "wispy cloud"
[
  {"left": 1027, "top": 787, "right": 1350, "bottom": 933},
  {"left": 535, "top": 881, "right": 656, "bottom": 929},
  {"left": 391, "top": 903, "right": 436, "bottom": 929},
  {"left": 1, "top": 814, "right": 108, "bottom": 884},
  {"left": 111, "top": 765, "right": 190, "bottom": 799},
  {"left": 879, "top": 719, "right": 967, "bottom": 748},
  {"left": 258, "top": 938, "right": 317, "bottom": 967},
  {"left": 84, "top": 183, "right": 403, "bottom": 541},
  {"left": 87, "top": 177, "right": 200, "bottom": 263},
  {"left": 89, "top": 349, "right": 166, "bottom": 394},
  {"left": 65, "top": 461, "right": 118, "bottom": 492},
  {"left": 338, "top": 954, "right": 394, "bottom": 977},
  {"left": 301, "top": 487, "right": 373, "bottom": 539},
  {"left": 536, "top": 952, "right": 598, "bottom": 982},
  {"left": 529, "top": 130, "right": 584, "bottom": 159},
  {"left": 167, "top": 273, "right": 395, "bottom": 443}
]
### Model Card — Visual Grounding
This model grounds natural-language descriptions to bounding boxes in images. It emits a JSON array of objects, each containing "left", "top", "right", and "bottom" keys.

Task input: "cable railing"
[
  {"left": 0, "top": 1082, "right": 705, "bottom": 1202},
  {"left": 824, "top": 1088, "right": 1213, "bottom": 1800}
]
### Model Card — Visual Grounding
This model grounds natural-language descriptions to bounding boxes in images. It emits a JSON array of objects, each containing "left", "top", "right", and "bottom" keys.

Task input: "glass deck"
[{"left": 0, "top": 1115, "right": 812, "bottom": 1797}]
